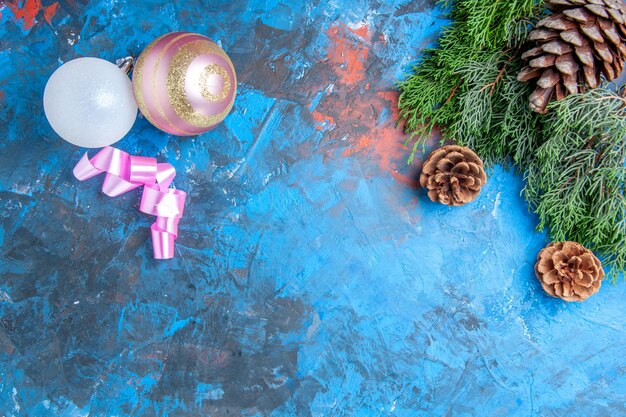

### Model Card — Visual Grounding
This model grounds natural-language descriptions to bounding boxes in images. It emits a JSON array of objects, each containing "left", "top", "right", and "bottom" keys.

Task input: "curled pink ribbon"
[{"left": 73, "top": 146, "right": 186, "bottom": 259}]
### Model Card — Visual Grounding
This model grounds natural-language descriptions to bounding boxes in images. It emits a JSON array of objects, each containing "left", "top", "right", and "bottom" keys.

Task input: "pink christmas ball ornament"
[{"left": 132, "top": 32, "right": 237, "bottom": 136}]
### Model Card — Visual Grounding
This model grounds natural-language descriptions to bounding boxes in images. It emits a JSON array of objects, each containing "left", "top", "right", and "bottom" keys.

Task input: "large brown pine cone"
[
  {"left": 535, "top": 241, "right": 604, "bottom": 302},
  {"left": 419, "top": 145, "right": 487, "bottom": 206},
  {"left": 518, "top": 0, "right": 626, "bottom": 114}
]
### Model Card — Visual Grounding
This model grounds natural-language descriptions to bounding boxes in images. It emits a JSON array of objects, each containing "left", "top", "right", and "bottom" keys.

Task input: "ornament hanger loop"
[{"left": 116, "top": 56, "right": 134, "bottom": 75}]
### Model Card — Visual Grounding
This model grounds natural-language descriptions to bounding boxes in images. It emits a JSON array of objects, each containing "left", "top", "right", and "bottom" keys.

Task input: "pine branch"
[
  {"left": 398, "top": 0, "right": 626, "bottom": 281},
  {"left": 524, "top": 88, "right": 626, "bottom": 282},
  {"left": 398, "top": 0, "right": 544, "bottom": 164}
]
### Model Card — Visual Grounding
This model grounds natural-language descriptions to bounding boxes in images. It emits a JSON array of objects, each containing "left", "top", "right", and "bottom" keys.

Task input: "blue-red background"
[{"left": 1, "top": 0, "right": 625, "bottom": 416}]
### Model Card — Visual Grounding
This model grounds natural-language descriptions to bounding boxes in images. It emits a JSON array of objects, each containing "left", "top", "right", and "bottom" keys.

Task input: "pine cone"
[
  {"left": 419, "top": 145, "right": 487, "bottom": 206},
  {"left": 535, "top": 241, "right": 604, "bottom": 302},
  {"left": 518, "top": 0, "right": 626, "bottom": 114}
]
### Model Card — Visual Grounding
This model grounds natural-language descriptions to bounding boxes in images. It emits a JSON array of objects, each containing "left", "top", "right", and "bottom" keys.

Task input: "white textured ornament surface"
[{"left": 43, "top": 57, "right": 137, "bottom": 148}]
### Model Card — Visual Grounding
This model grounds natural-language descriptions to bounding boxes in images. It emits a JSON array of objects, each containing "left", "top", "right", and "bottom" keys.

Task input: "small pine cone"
[
  {"left": 518, "top": 0, "right": 626, "bottom": 113},
  {"left": 419, "top": 145, "right": 487, "bottom": 206},
  {"left": 535, "top": 241, "right": 604, "bottom": 302}
]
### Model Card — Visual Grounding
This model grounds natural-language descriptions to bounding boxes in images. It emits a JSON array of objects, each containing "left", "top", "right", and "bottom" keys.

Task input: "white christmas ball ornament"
[{"left": 43, "top": 57, "right": 138, "bottom": 148}]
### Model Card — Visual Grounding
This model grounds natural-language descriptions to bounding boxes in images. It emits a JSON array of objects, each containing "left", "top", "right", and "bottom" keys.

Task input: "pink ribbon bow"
[{"left": 73, "top": 146, "right": 186, "bottom": 259}]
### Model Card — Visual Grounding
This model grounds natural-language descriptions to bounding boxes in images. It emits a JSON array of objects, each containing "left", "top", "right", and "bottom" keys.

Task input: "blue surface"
[{"left": 1, "top": 1, "right": 625, "bottom": 416}]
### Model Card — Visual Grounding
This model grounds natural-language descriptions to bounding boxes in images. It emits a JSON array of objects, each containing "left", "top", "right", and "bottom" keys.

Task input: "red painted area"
[
  {"left": 341, "top": 123, "right": 407, "bottom": 175},
  {"left": 311, "top": 110, "right": 335, "bottom": 131},
  {"left": 326, "top": 22, "right": 370, "bottom": 85},
  {"left": 347, "top": 23, "right": 370, "bottom": 40},
  {"left": 313, "top": 21, "right": 434, "bottom": 186},
  {"left": 331, "top": 91, "right": 411, "bottom": 176},
  {"left": 376, "top": 91, "right": 400, "bottom": 118},
  {"left": 314, "top": 82, "right": 440, "bottom": 185},
  {"left": 43, "top": 1, "right": 58, "bottom": 24},
  {"left": 6, "top": 0, "right": 59, "bottom": 30},
  {"left": 315, "top": 25, "right": 425, "bottom": 181}
]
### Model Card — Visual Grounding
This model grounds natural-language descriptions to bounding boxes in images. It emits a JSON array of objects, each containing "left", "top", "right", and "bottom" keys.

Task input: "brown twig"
[
  {"left": 560, "top": 137, "right": 604, "bottom": 189},
  {"left": 481, "top": 56, "right": 515, "bottom": 95},
  {"left": 595, "top": 95, "right": 626, "bottom": 105},
  {"left": 445, "top": 80, "right": 462, "bottom": 105}
]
